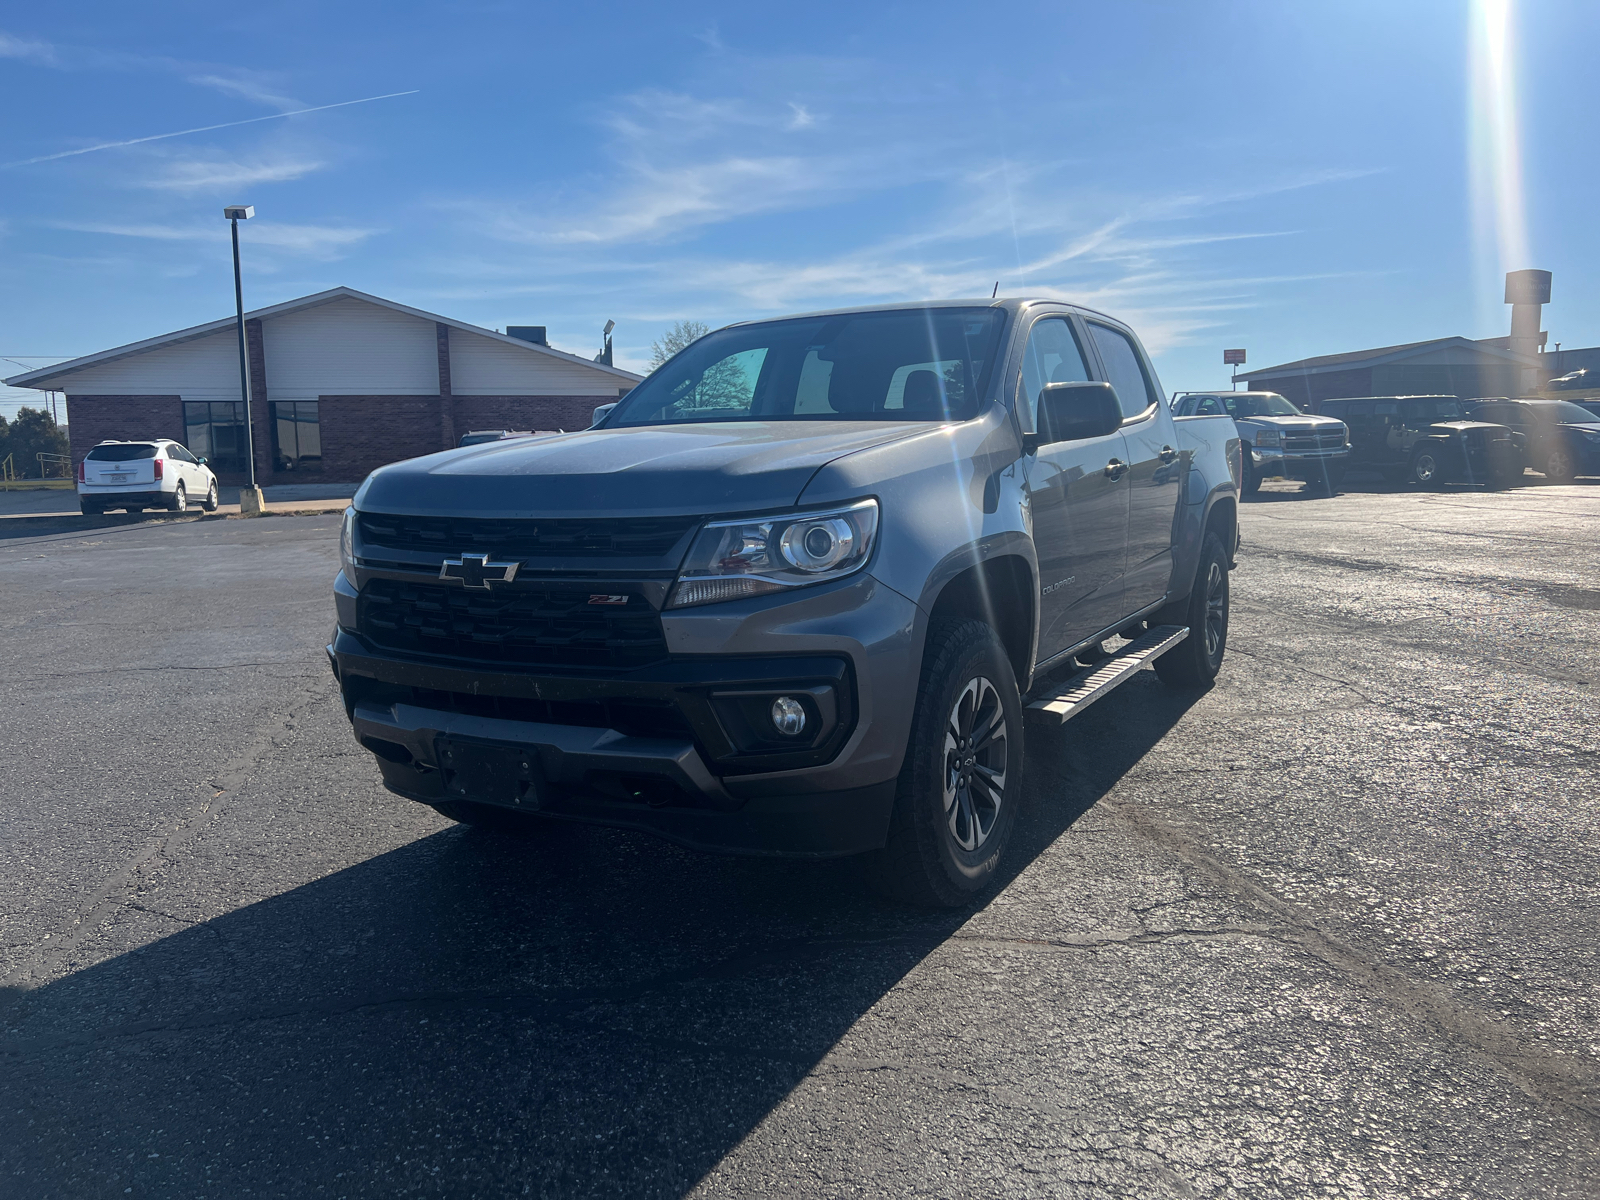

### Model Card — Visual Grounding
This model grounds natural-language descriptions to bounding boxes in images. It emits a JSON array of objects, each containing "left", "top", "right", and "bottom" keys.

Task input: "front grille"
[
  {"left": 357, "top": 578, "right": 668, "bottom": 670},
  {"left": 358, "top": 513, "right": 695, "bottom": 559},
  {"left": 346, "top": 675, "right": 694, "bottom": 740},
  {"left": 1282, "top": 431, "right": 1345, "bottom": 452}
]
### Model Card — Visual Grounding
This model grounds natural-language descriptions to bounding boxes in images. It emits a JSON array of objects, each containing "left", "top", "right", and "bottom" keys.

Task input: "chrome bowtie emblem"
[{"left": 439, "top": 553, "right": 520, "bottom": 590}]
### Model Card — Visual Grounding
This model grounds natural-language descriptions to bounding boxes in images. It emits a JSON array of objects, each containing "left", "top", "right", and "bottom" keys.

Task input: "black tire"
[
  {"left": 869, "top": 619, "right": 1024, "bottom": 908},
  {"left": 1544, "top": 446, "right": 1576, "bottom": 483},
  {"left": 169, "top": 482, "right": 188, "bottom": 512},
  {"left": 79, "top": 501, "right": 103, "bottom": 516},
  {"left": 1409, "top": 446, "right": 1444, "bottom": 488},
  {"left": 202, "top": 480, "right": 219, "bottom": 511},
  {"left": 1153, "top": 531, "right": 1229, "bottom": 688},
  {"left": 428, "top": 799, "right": 544, "bottom": 834},
  {"left": 1241, "top": 465, "right": 1262, "bottom": 497}
]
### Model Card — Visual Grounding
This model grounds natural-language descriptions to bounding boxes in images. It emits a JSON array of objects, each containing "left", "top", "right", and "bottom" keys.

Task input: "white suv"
[{"left": 77, "top": 440, "right": 220, "bottom": 515}]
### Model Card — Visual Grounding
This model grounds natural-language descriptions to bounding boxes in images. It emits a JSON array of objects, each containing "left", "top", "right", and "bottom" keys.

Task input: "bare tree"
[{"left": 648, "top": 320, "right": 711, "bottom": 370}]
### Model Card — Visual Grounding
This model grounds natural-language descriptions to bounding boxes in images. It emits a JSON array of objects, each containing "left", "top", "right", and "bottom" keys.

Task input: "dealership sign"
[{"left": 1223, "top": 348, "right": 1246, "bottom": 365}]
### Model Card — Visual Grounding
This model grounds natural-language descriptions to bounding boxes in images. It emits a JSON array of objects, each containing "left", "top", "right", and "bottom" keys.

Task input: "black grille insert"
[
  {"left": 357, "top": 578, "right": 668, "bottom": 670},
  {"left": 358, "top": 513, "right": 696, "bottom": 559}
]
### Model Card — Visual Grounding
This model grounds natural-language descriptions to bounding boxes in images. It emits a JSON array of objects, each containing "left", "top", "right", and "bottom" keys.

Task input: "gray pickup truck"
[
  {"left": 1173, "top": 391, "right": 1349, "bottom": 496},
  {"left": 330, "top": 300, "right": 1242, "bottom": 905}
]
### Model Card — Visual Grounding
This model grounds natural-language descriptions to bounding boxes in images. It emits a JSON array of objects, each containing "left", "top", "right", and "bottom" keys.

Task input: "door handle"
[
  {"left": 1104, "top": 458, "right": 1127, "bottom": 480},
  {"left": 1159, "top": 445, "right": 1178, "bottom": 463}
]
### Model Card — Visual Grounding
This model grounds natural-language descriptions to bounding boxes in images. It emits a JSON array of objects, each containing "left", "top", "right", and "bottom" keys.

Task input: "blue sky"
[{"left": 3, "top": 0, "right": 1598, "bottom": 418}]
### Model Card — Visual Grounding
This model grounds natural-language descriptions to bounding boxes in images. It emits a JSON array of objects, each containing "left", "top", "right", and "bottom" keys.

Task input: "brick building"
[
  {"left": 1237, "top": 336, "right": 1540, "bottom": 409},
  {"left": 1, "top": 287, "right": 642, "bottom": 485}
]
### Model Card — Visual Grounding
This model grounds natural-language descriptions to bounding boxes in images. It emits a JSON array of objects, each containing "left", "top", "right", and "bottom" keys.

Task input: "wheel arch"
[{"left": 925, "top": 552, "right": 1037, "bottom": 689}]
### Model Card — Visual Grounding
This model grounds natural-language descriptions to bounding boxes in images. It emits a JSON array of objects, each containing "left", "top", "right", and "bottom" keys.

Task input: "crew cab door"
[
  {"left": 1084, "top": 321, "right": 1182, "bottom": 613},
  {"left": 1017, "top": 316, "right": 1130, "bottom": 660}
]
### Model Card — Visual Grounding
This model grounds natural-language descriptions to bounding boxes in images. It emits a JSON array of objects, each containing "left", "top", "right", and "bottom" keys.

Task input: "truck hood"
[
  {"left": 1235, "top": 414, "right": 1344, "bottom": 432},
  {"left": 355, "top": 422, "right": 929, "bottom": 518}
]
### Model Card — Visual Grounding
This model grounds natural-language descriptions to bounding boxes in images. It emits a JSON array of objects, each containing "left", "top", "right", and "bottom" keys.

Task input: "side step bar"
[{"left": 1025, "top": 625, "right": 1189, "bottom": 726}]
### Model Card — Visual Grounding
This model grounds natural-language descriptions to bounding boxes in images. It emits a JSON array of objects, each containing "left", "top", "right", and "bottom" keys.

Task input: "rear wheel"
[
  {"left": 202, "top": 480, "right": 219, "bottom": 511},
  {"left": 1154, "top": 532, "right": 1230, "bottom": 688},
  {"left": 79, "top": 500, "right": 102, "bottom": 516},
  {"left": 1544, "top": 446, "right": 1577, "bottom": 483},
  {"left": 169, "top": 483, "right": 188, "bottom": 512},
  {"left": 1409, "top": 447, "right": 1444, "bottom": 488},
  {"left": 869, "top": 619, "right": 1023, "bottom": 908}
]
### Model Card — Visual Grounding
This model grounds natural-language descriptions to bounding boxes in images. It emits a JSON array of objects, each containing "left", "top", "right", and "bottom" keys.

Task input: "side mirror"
[
  {"left": 591, "top": 402, "right": 618, "bottom": 427},
  {"left": 197, "top": 456, "right": 209, "bottom": 466},
  {"left": 1023, "top": 381, "right": 1123, "bottom": 453}
]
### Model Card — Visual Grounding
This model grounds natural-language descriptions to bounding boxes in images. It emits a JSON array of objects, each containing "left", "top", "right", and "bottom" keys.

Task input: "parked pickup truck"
[
  {"left": 1172, "top": 391, "right": 1348, "bottom": 496},
  {"left": 329, "top": 300, "right": 1242, "bottom": 906}
]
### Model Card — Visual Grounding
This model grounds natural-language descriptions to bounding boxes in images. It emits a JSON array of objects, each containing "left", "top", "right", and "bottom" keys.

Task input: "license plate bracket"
[{"left": 435, "top": 738, "right": 543, "bottom": 810}]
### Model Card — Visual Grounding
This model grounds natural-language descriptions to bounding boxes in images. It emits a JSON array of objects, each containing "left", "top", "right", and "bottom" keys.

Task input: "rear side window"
[
  {"left": 86, "top": 444, "right": 158, "bottom": 461},
  {"left": 1086, "top": 323, "right": 1159, "bottom": 419}
]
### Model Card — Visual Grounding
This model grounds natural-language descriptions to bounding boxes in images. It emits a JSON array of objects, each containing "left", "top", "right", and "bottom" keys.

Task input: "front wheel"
[
  {"left": 202, "top": 480, "right": 219, "bottom": 511},
  {"left": 1154, "top": 531, "right": 1230, "bottom": 688},
  {"left": 1409, "top": 447, "right": 1444, "bottom": 488},
  {"left": 868, "top": 619, "right": 1024, "bottom": 908},
  {"left": 1544, "top": 446, "right": 1576, "bottom": 483},
  {"left": 1241, "top": 464, "right": 1262, "bottom": 497}
]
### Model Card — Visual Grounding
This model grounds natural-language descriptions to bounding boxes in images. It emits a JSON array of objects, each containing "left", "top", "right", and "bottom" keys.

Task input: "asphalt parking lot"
[{"left": 1, "top": 481, "right": 1596, "bottom": 1199}]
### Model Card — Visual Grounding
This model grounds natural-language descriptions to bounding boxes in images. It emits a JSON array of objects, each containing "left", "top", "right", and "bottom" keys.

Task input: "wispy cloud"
[
  {"left": 57, "top": 220, "right": 377, "bottom": 259},
  {"left": 786, "top": 102, "right": 815, "bottom": 130},
  {"left": 1, "top": 90, "right": 421, "bottom": 169},
  {"left": 188, "top": 72, "right": 301, "bottom": 111},
  {"left": 0, "top": 29, "right": 56, "bottom": 65},
  {"left": 131, "top": 151, "right": 327, "bottom": 192}
]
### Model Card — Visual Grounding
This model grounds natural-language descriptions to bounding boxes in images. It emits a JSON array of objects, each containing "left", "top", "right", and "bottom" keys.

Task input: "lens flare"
[{"left": 1468, "top": 0, "right": 1531, "bottom": 326}]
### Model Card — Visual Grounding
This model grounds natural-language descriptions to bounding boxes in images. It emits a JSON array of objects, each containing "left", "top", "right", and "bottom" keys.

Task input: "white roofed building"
[{"left": 1, "top": 287, "right": 641, "bottom": 485}]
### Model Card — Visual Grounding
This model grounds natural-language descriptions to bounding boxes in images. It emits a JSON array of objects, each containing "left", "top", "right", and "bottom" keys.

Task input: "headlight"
[
  {"left": 340, "top": 507, "right": 357, "bottom": 586},
  {"left": 666, "top": 499, "right": 879, "bottom": 609},
  {"left": 1255, "top": 429, "right": 1281, "bottom": 447}
]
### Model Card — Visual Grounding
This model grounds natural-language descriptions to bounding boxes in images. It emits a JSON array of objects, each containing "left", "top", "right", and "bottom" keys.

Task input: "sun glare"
[{"left": 1469, "top": 0, "right": 1531, "bottom": 320}]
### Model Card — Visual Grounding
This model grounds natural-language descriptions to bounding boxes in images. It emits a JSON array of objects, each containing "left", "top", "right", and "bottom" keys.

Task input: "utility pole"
[{"left": 224, "top": 205, "right": 264, "bottom": 514}]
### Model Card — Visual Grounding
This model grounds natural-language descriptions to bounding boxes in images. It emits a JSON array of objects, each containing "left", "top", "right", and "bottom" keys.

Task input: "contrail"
[{"left": 1, "top": 89, "right": 421, "bottom": 169}]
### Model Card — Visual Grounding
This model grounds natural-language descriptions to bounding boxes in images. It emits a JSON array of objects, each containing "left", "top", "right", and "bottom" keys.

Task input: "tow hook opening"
[{"left": 359, "top": 735, "right": 414, "bottom": 765}]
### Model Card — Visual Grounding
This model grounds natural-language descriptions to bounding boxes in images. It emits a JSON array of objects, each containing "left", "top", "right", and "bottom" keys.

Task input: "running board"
[{"left": 1025, "top": 625, "right": 1189, "bottom": 726}]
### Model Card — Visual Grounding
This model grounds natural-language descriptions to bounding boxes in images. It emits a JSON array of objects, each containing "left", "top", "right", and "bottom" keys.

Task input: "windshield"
[
  {"left": 86, "top": 443, "right": 158, "bottom": 461},
  {"left": 605, "top": 308, "right": 1008, "bottom": 427},
  {"left": 1224, "top": 393, "right": 1301, "bottom": 418},
  {"left": 1539, "top": 401, "right": 1600, "bottom": 424}
]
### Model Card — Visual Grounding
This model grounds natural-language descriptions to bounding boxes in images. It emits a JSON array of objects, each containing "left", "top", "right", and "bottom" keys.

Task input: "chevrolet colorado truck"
[{"left": 329, "top": 300, "right": 1242, "bottom": 906}]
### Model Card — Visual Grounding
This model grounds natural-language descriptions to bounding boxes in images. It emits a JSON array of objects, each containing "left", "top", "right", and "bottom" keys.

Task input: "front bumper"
[
  {"left": 1251, "top": 446, "right": 1349, "bottom": 480},
  {"left": 329, "top": 570, "right": 921, "bottom": 857}
]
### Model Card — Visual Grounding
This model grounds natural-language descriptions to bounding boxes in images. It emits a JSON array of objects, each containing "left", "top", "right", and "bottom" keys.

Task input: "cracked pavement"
[{"left": 0, "top": 483, "right": 1596, "bottom": 1197}]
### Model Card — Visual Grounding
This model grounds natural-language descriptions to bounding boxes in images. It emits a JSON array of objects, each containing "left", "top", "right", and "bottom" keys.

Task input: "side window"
[
  {"left": 1194, "top": 396, "right": 1225, "bottom": 416},
  {"left": 1345, "top": 401, "right": 1373, "bottom": 419},
  {"left": 1017, "top": 318, "right": 1090, "bottom": 430},
  {"left": 171, "top": 445, "right": 196, "bottom": 464},
  {"left": 1086, "top": 323, "right": 1159, "bottom": 419},
  {"left": 1374, "top": 401, "right": 1399, "bottom": 417}
]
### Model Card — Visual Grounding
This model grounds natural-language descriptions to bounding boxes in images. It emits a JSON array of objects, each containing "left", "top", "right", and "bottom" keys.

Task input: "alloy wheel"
[
  {"left": 1203, "top": 559, "right": 1227, "bottom": 661},
  {"left": 943, "top": 676, "right": 1008, "bottom": 852}
]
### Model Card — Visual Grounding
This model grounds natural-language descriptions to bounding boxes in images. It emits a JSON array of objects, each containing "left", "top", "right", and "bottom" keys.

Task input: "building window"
[
  {"left": 183, "top": 401, "right": 249, "bottom": 474},
  {"left": 270, "top": 401, "right": 321, "bottom": 471}
]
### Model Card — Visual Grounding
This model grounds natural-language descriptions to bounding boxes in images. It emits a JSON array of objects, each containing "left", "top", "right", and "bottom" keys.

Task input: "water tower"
[{"left": 1505, "top": 269, "right": 1551, "bottom": 390}]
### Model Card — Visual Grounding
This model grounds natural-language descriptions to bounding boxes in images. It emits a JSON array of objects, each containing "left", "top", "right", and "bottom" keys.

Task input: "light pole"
[{"left": 224, "top": 204, "right": 264, "bottom": 513}]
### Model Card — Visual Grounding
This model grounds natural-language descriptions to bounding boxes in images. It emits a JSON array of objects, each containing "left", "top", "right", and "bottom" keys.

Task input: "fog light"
[{"left": 771, "top": 696, "right": 807, "bottom": 736}]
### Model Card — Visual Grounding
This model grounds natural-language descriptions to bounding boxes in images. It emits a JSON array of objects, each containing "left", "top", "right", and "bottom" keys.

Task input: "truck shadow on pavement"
[{"left": 0, "top": 676, "right": 1201, "bottom": 1198}]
